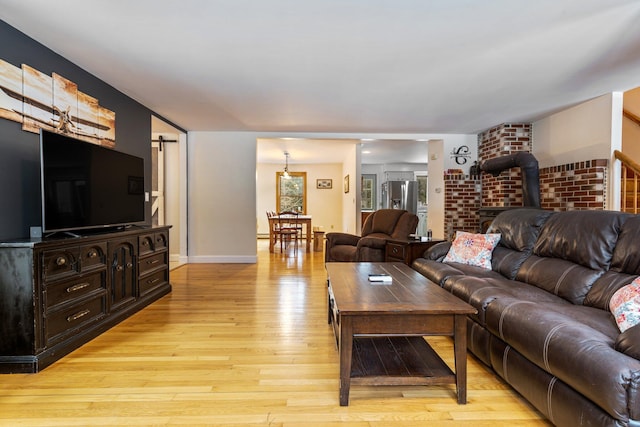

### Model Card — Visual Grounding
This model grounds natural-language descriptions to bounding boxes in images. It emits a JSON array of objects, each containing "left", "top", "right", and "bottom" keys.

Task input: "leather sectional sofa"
[{"left": 412, "top": 208, "right": 640, "bottom": 427}]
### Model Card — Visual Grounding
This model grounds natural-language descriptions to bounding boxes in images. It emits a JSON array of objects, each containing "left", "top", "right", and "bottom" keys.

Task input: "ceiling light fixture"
[{"left": 283, "top": 152, "right": 291, "bottom": 179}]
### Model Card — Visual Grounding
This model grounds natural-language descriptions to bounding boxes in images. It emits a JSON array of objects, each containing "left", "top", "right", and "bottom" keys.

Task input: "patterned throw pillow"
[
  {"left": 442, "top": 231, "right": 501, "bottom": 270},
  {"left": 610, "top": 278, "right": 640, "bottom": 332}
]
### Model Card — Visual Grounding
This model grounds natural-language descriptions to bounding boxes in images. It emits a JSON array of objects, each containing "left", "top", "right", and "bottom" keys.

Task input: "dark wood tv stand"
[{"left": 0, "top": 226, "right": 172, "bottom": 373}]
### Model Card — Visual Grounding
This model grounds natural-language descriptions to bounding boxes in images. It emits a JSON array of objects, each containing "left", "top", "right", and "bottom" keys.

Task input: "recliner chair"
[{"left": 325, "top": 209, "right": 419, "bottom": 262}]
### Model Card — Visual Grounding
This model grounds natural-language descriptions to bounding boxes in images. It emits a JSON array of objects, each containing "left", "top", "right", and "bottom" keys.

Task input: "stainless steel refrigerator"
[{"left": 382, "top": 180, "right": 418, "bottom": 214}]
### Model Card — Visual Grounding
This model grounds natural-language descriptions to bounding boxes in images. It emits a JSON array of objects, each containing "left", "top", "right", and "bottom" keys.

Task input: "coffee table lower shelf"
[{"left": 350, "top": 336, "right": 455, "bottom": 387}]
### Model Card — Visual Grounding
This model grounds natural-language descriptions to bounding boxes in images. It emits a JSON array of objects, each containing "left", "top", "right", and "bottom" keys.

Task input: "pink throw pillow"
[
  {"left": 443, "top": 231, "right": 501, "bottom": 270},
  {"left": 610, "top": 278, "right": 640, "bottom": 332}
]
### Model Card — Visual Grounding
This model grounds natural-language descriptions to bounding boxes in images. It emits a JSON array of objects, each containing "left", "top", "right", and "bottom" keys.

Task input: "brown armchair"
[{"left": 325, "top": 209, "right": 419, "bottom": 262}]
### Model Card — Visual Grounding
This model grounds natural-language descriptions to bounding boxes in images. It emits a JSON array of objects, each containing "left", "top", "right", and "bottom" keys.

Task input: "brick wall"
[
  {"left": 442, "top": 123, "right": 608, "bottom": 239},
  {"left": 478, "top": 123, "right": 532, "bottom": 207},
  {"left": 444, "top": 173, "right": 481, "bottom": 239},
  {"left": 540, "top": 159, "right": 608, "bottom": 210}
]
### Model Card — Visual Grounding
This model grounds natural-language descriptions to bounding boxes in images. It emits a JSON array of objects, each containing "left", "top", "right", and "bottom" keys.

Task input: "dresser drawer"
[
  {"left": 138, "top": 233, "right": 155, "bottom": 256},
  {"left": 153, "top": 231, "right": 168, "bottom": 252},
  {"left": 42, "top": 248, "right": 80, "bottom": 282},
  {"left": 386, "top": 242, "right": 407, "bottom": 261},
  {"left": 45, "top": 294, "right": 107, "bottom": 346},
  {"left": 139, "top": 252, "right": 167, "bottom": 276},
  {"left": 45, "top": 272, "right": 106, "bottom": 310},
  {"left": 138, "top": 231, "right": 168, "bottom": 256},
  {"left": 139, "top": 269, "right": 168, "bottom": 296},
  {"left": 79, "top": 242, "right": 107, "bottom": 272}
]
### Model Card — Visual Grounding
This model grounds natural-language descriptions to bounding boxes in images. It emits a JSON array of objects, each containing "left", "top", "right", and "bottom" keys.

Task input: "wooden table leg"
[
  {"left": 306, "top": 222, "right": 311, "bottom": 252},
  {"left": 339, "top": 316, "right": 353, "bottom": 406},
  {"left": 268, "top": 219, "right": 275, "bottom": 253},
  {"left": 453, "top": 314, "right": 468, "bottom": 404}
]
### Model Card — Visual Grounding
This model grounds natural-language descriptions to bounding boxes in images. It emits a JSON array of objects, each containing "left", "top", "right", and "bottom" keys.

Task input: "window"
[
  {"left": 417, "top": 174, "right": 428, "bottom": 208},
  {"left": 276, "top": 171, "right": 307, "bottom": 213},
  {"left": 361, "top": 174, "right": 376, "bottom": 210}
]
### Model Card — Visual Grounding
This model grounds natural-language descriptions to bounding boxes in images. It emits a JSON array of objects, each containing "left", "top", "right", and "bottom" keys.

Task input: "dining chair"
[{"left": 277, "top": 210, "right": 301, "bottom": 254}]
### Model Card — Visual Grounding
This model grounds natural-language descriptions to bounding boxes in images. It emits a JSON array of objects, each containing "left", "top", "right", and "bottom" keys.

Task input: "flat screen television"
[{"left": 40, "top": 129, "right": 146, "bottom": 234}]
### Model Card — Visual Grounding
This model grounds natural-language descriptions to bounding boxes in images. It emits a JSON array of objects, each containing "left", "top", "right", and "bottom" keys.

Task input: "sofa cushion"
[
  {"left": 487, "top": 208, "right": 555, "bottom": 253},
  {"left": 609, "top": 215, "right": 640, "bottom": 275},
  {"left": 486, "top": 208, "right": 555, "bottom": 279},
  {"left": 583, "top": 271, "right": 637, "bottom": 310},
  {"left": 423, "top": 241, "right": 451, "bottom": 261},
  {"left": 515, "top": 254, "right": 604, "bottom": 305},
  {"left": 615, "top": 323, "right": 640, "bottom": 360},
  {"left": 610, "top": 278, "right": 640, "bottom": 332},
  {"left": 443, "top": 231, "right": 501, "bottom": 269},
  {"left": 485, "top": 298, "right": 640, "bottom": 421},
  {"left": 411, "top": 258, "right": 502, "bottom": 286},
  {"left": 444, "top": 276, "right": 566, "bottom": 325},
  {"left": 533, "top": 210, "right": 627, "bottom": 271}
]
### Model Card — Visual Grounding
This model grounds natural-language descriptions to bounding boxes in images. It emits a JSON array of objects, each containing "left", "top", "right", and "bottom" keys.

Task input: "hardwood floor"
[{"left": 0, "top": 240, "right": 551, "bottom": 426}]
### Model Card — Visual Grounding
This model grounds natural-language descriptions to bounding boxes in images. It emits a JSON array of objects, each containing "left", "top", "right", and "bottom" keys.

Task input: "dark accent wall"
[{"left": 0, "top": 20, "right": 182, "bottom": 240}]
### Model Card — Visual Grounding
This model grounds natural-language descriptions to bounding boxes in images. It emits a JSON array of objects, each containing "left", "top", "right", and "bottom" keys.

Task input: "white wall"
[
  {"left": 256, "top": 162, "right": 344, "bottom": 235},
  {"left": 427, "top": 139, "right": 445, "bottom": 239},
  {"left": 533, "top": 93, "right": 623, "bottom": 210},
  {"left": 186, "top": 131, "right": 475, "bottom": 262},
  {"left": 533, "top": 94, "right": 619, "bottom": 167},
  {"left": 342, "top": 143, "right": 360, "bottom": 234},
  {"left": 426, "top": 134, "right": 478, "bottom": 239},
  {"left": 442, "top": 135, "right": 479, "bottom": 173},
  {"left": 188, "top": 132, "right": 258, "bottom": 263}
]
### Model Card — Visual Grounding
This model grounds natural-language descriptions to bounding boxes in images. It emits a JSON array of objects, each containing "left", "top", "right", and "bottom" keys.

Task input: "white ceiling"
[
  {"left": 257, "top": 137, "right": 428, "bottom": 164},
  {"left": 3, "top": 0, "right": 640, "bottom": 163}
]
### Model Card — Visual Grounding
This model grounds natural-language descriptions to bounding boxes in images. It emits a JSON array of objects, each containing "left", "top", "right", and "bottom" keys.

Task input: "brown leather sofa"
[
  {"left": 325, "top": 209, "right": 418, "bottom": 262},
  {"left": 412, "top": 208, "right": 640, "bottom": 427}
]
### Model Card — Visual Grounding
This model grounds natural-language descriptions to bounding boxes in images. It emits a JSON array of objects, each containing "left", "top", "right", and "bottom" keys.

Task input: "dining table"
[{"left": 268, "top": 214, "right": 312, "bottom": 253}]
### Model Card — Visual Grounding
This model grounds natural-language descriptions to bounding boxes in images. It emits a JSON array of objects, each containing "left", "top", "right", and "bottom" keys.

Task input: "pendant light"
[{"left": 283, "top": 152, "right": 291, "bottom": 179}]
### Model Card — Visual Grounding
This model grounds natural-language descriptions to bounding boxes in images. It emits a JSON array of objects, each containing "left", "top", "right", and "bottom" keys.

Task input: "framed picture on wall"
[
  {"left": 316, "top": 179, "right": 332, "bottom": 189},
  {"left": 344, "top": 174, "right": 350, "bottom": 193}
]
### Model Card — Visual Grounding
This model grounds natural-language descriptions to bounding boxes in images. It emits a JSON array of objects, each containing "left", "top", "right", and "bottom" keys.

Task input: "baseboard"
[
  {"left": 188, "top": 255, "right": 258, "bottom": 264},
  {"left": 170, "top": 254, "right": 188, "bottom": 264}
]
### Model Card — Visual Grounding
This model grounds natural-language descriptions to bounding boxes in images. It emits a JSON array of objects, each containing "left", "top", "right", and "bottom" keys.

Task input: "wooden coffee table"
[{"left": 326, "top": 262, "right": 477, "bottom": 406}]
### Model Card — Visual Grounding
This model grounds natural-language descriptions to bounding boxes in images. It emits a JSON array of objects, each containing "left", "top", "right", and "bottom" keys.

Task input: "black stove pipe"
[{"left": 479, "top": 151, "right": 541, "bottom": 208}]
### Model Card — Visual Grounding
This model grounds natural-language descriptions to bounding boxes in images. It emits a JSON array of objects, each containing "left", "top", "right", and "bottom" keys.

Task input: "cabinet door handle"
[
  {"left": 392, "top": 247, "right": 399, "bottom": 254},
  {"left": 115, "top": 265, "right": 124, "bottom": 271},
  {"left": 67, "top": 309, "right": 90, "bottom": 322},
  {"left": 147, "top": 278, "right": 160, "bottom": 285},
  {"left": 126, "top": 262, "right": 133, "bottom": 268},
  {"left": 87, "top": 250, "right": 98, "bottom": 258},
  {"left": 56, "top": 256, "right": 67, "bottom": 266},
  {"left": 66, "top": 282, "right": 90, "bottom": 293},
  {"left": 147, "top": 259, "right": 160, "bottom": 265}
]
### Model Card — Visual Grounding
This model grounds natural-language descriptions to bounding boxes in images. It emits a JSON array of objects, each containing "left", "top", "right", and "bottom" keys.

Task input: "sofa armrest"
[
  {"left": 616, "top": 324, "right": 640, "bottom": 360},
  {"left": 357, "top": 236, "right": 388, "bottom": 250},
  {"left": 325, "top": 232, "right": 361, "bottom": 247},
  {"left": 424, "top": 241, "right": 452, "bottom": 261}
]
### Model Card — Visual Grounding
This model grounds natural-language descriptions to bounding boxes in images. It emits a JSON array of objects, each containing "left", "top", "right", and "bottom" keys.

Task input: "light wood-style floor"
[{"left": 0, "top": 240, "right": 551, "bottom": 426}]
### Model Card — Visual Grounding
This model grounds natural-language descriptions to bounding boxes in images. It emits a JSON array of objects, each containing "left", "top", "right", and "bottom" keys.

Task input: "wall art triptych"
[{"left": 0, "top": 59, "right": 116, "bottom": 147}]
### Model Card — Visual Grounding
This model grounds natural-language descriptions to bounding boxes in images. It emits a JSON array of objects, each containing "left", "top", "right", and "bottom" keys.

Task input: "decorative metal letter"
[{"left": 450, "top": 145, "right": 471, "bottom": 165}]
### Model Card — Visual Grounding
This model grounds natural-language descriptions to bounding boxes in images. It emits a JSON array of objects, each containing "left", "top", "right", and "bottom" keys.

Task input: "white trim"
[
  {"left": 188, "top": 255, "right": 258, "bottom": 264},
  {"left": 170, "top": 254, "right": 188, "bottom": 263}
]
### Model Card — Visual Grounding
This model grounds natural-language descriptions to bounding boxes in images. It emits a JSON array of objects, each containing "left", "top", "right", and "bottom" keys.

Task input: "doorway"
[{"left": 151, "top": 116, "right": 188, "bottom": 269}]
